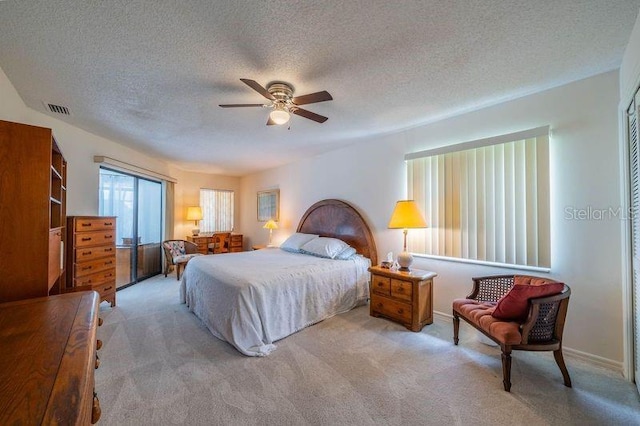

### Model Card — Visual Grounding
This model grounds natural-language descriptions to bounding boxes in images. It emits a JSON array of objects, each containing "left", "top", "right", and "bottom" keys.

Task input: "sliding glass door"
[{"left": 99, "top": 168, "right": 162, "bottom": 288}]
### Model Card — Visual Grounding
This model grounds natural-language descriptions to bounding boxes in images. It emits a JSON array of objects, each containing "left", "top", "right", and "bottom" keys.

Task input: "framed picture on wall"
[{"left": 257, "top": 189, "right": 279, "bottom": 222}]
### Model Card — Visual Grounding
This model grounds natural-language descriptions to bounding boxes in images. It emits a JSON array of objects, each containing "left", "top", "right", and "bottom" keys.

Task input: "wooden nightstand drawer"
[
  {"left": 371, "top": 294, "right": 411, "bottom": 323},
  {"left": 371, "top": 274, "right": 390, "bottom": 296},
  {"left": 75, "top": 217, "right": 116, "bottom": 232},
  {"left": 391, "top": 279, "right": 412, "bottom": 302},
  {"left": 368, "top": 266, "right": 437, "bottom": 332}
]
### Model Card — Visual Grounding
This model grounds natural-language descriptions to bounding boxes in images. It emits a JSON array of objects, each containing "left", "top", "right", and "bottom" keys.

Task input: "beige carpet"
[{"left": 95, "top": 274, "right": 640, "bottom": 425}]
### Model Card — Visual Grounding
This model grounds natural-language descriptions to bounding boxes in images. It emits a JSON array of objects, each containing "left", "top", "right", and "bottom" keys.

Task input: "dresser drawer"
[
  {"left": 75, "top": 230, "right": 116, "bottom": 248},
  {"left": 93, "top": 281, "right": 116, "bottom": 301},
  {"left": 74, "top": 245, "right": 115, "bottom": 263},
  {"left": 75, "top": 217, "right": 116, "bottom": 232},
  {"left": 371, "top": 294, "right": 412, "bottom": 323},
  {"left": 74, "top": 268, "right": 116, "bottom": 287},
  {"left": 371, "top": 274, "right": 390, "bottom": 296},
  {"left": 391, "top": 279, "right": 412, "bottom": 302},
  {"left": 75, "top": 257, "right": 116, "bottom": 278}
]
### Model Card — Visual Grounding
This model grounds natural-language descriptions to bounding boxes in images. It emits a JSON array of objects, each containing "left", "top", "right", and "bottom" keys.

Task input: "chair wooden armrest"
[{"left": 520, "top": 285, "right": 571, "bottom": 346}]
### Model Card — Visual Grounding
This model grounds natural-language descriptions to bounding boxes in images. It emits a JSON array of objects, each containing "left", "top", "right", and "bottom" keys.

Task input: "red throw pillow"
[{"left": 492, "top": 276, "right": 565, "bottom": 322}]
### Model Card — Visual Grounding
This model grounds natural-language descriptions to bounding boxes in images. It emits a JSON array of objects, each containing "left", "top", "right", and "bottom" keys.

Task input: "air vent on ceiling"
[{"left": 45, "top": 103, "right": 71, "bottom": 115}]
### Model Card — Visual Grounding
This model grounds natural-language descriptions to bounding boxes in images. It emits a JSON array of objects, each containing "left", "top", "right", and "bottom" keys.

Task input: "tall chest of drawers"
[{"left": 67, "top": 216, "right": 117, "bottom": 306}]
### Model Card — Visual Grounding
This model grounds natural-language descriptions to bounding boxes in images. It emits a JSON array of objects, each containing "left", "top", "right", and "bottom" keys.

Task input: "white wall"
[
  {"left": 621, "top": 9, "right": 640, "bottom": 103},
  {"left": 241, "top": 70, "right": 624, "bottom": 366},
  {"left": 0, "top": 65, "right": 238, "bottom": 240}
]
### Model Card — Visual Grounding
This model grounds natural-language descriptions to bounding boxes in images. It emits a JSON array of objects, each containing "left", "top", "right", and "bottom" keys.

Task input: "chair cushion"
[
  {"left": 173, "top": 253, "right": 202, "bottom": 264},
  {"left": 164, "top": 240, "right": 186, "bottom": 257},
  {"left": 492, "top": 276, "right": 564, "bottom": 322},
  {"left": 453, "top": 298, "right": 522, "bottom": 345}
]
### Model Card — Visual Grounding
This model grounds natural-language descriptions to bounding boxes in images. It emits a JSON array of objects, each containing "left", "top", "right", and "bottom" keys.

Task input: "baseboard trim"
[{"left": 433, "top": 310, "right": 624, "bottom": 375}]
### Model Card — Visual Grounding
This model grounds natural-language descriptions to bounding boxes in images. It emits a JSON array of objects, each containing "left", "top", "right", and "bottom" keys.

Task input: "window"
[
  {"left": 406, "top": 126, "right": 550, "bottom": 269},
  {"left": 199, "top": 189, "right": 234, "bottom": 233}
]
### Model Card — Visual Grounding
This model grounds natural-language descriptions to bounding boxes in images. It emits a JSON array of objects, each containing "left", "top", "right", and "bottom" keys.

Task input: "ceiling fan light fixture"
[{"left": 269, "top": 105, "right": 290, "bottom": 125}]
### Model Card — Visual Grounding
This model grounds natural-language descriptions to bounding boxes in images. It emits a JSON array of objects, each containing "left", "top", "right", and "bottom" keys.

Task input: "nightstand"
[{"left": 368, "top": 266, "right": 437, "bottom": 332}]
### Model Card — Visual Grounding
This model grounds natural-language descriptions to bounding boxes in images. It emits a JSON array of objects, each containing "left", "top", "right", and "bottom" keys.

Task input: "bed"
[{"left": 180, "top": 199, "right": 378, "bottom": 356}]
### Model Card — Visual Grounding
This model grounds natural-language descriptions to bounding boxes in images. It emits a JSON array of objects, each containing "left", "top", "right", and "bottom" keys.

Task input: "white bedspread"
[{"left": 180, "top": 248, "right": 370, "bottom": 356}]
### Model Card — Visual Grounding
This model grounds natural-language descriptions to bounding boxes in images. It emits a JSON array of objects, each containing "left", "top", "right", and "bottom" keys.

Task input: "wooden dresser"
[
  {"left": 67, "top": 216, "right": 117, "bottom": 307},
  {"left": 187, "top": 233, "right": 243, "bottom": 254},
  {"left": 0, "top": 120, "right": 68, "bottom": 302},
  {"left": 369, "top": 266, "right": 437, "bottom": 332},
  {"left": 229, "top": 234, "right": 243, "bottom": 252},
  {"left": 0, "top": 291, "right": 102, "bottom": 424}
]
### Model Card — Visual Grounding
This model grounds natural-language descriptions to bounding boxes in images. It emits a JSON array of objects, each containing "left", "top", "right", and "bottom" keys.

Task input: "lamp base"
[
  {"left": 192, "top": 228, "right": 200, "bottom": 236},
  {"left": 397, "top": 251, "right": 413, "bottom": 272}
]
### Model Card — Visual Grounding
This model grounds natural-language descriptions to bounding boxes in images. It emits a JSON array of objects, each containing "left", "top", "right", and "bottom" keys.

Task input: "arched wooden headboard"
[{"left": 297, "top": 199, "right": 378, "bottom": 266}]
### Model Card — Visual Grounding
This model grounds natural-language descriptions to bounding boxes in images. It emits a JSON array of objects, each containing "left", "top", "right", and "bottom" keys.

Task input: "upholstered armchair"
[
  {"left": 162, "top": 240, "right": 202, "bottom": 280},
  {"left": 452, "top": 275, "right": 571, "bottom": 392}
]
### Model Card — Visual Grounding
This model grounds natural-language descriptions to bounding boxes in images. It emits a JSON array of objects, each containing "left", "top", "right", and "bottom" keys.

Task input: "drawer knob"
[
  {"left": 82, "top": 251, "right": 92, "bottom": 255},
  {"left": 82, "top": 237, "right": 92, "bottom": 241},
  {"left": 96, "top": 339, "right": 103, "bottom": 350},
  {"left": 95, "top": 354, "right": 100, "bottom": 369},
  {"left": 81, "top": 223, "right": 92, "bottom": 227},
  {"left": 397, "top": 309, "right": 404, "bottom": 315},
  {"left": 98, "top": 317, "right": 103, "bottom": 326},
  {"left": 92, "top": 392, "right": 102, "bottom": 424},
  {"left": 104, "top": 286, "right": 113, "bottom": 292}
]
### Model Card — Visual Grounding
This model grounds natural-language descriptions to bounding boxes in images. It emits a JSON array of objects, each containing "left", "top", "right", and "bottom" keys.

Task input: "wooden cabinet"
[
  {"left": 0, "top": 120, "right": 67, "bottom": 302},
  {"left": 369, "top": 266, "right": 437, "bottom": 332},
  {"left": 230, "top": 234, "right": 243, "bottom": 252},
  {"left": 67, "top": 216, "right": 117, "bottom": 307},
  {"left": 0, "top": 291, "right": 102, "bottom": 424},
  {"left": 187, "top": 235, "right": 210, "bottom": 254},
  {"left": 187, "top": 234, "right": 244, "bottom": 254}
]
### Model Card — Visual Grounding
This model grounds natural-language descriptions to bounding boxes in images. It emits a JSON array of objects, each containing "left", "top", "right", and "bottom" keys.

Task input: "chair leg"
[
  {"left": 501, "top": 347, "right": 512, "bottom": 392},
  {"left": 553, "top": 348, "right": 572, "bottom": 388},
  {"left": 176, "top": 264, "right": 182, "bottom": 281},
  {"left": 453, "top": 313, "right": 460, "bottom": 345}
]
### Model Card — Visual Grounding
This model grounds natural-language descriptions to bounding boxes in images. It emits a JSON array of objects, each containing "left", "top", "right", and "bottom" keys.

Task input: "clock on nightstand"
[{"left": 368, "top": 265, "right": 437, "bottom": 332}]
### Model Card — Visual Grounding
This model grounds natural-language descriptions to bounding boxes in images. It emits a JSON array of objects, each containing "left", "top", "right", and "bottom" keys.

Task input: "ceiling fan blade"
[
  {"left": 292, "top": 91, "right": 333, "bottom": 105},
  {"left": 219, "top": 104, "right": 265, "bottom": 108},
  {"left": 290, "top": 107, "right": 328, "bottom": 123},
  {"left": 240, "top": 78, "right": 275, "bottom": 100},
  {"left": 266, "top": 117, "right": 276, "bottom": 126}
]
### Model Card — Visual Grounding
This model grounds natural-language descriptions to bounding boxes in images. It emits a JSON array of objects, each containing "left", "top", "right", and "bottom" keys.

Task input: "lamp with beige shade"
[{"left": 186, "top": 206, "right": 203, "bottom": 236}]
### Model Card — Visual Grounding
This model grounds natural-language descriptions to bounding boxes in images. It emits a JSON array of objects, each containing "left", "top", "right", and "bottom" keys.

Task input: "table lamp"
[
  {"left": 186, "top": 206, "right": 203, "bottom": 236},
  {"left": 263, "top": 219, "right": 278, "bottom": 247},
  {"left": 388, "top": 200, "right": 427, "bottom": 271}
]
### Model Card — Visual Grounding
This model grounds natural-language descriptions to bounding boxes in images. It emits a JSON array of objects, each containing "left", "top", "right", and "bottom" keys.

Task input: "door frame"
[
  {"left": 620, "top": 86, "right": 639, "bottom": 385},
  {"left": 99, "top": 166, "right": 164, "bottom": 288}
]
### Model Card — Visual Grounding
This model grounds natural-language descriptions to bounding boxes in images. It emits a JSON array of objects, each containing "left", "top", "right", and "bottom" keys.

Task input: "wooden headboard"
[{"left": 297, "top": 199, "right": 378, "bottom": 265}]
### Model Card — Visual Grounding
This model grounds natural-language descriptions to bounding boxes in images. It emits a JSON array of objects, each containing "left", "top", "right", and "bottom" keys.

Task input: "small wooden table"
[{"left": 368, "top": 266, "right": 437, "bottom": 331}]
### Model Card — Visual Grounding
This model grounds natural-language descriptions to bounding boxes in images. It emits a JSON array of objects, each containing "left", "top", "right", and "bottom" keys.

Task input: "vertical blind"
[
  {"left": 200, "top": 189, "right": 234, "bottom": 233},
  {"left": 406, "top": 128, "right": 550, "bottom": 268}
]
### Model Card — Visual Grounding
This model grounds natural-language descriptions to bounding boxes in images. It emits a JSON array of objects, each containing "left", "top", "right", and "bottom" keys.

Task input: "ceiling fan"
[{"left": 219, "top": 79, "right": 333, "bottom": 126}]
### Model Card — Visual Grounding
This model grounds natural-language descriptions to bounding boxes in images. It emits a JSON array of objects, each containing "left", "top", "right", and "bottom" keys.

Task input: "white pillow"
[
  {"left": 280, "top": 233, "right": 319, "bottom": 253},
  {"left": 300, "top": 237, "right": 350, "bottom": 259}
]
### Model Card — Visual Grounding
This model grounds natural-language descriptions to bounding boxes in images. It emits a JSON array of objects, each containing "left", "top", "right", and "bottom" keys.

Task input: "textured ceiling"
[{"left": 0, "top": 1, "right": 638, "bottom": 176}]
